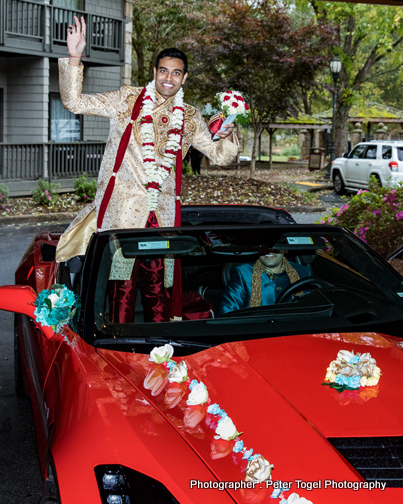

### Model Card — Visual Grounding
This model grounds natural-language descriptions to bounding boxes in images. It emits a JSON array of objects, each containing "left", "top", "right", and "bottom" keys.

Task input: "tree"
[
  {"left": 132, "top": 0, "right": 221, "bottom": 86},
  {"left": 307, "top": 1, "right": 403, "bottom": 157},
  {"left": 187, "top": 0, "right": 334, "bottom": 175}
]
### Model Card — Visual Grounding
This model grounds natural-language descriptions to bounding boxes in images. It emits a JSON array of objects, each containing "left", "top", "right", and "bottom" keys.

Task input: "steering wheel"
[{"left": 275, "top": 276, "right": 335, "bottom": 303}]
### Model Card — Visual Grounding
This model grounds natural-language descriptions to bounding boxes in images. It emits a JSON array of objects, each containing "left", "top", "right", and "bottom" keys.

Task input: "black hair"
[{"left": 155, "top": 48, "right": 188, "bottom": 75}]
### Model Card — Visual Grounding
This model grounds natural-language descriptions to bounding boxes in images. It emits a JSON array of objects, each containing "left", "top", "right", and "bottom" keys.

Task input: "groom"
[{"left": 56, "top": 16, "right": 239, "bottom": 263}]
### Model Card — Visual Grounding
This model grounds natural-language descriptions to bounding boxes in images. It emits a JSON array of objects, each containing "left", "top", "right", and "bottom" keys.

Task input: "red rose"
[
  {"left": 223, "top": 96, "right": 230, "bottom": 102},
  {"left": 232, "top": 102, "right": 239, "bottom": 108},
  {"left": 245, "top": 103, "right": 249, "bottom": 110}
]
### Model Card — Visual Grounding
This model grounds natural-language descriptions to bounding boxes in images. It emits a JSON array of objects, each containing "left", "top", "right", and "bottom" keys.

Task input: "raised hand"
[{"left": 67, "top": 15, "right": 86, "bottom": 59}]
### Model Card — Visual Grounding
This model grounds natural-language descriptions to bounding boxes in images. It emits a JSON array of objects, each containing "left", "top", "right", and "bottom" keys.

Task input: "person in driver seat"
[{"left": 218, "top": 250, "right": 311, "bottom": 316}]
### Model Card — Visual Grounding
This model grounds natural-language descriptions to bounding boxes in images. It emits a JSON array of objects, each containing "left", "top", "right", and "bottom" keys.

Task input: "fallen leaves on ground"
[{"left": 0, "top": 172, "right": 321, "bottom": 217}]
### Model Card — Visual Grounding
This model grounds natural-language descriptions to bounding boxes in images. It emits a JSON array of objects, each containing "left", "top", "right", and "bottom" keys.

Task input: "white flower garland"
[{"left": 139, "top": 80, "right": 184, "bottom": 212}]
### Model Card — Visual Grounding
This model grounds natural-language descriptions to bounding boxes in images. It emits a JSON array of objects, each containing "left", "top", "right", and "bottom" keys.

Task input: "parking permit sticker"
[
  {"left": 138, "top": 241, "right": 170, "bottom": 250},
  {"left": 286, "top": 237, "right": 314, "bottom": 245}
]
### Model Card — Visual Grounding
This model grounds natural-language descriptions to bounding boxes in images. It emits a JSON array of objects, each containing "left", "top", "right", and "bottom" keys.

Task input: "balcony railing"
[
  {"left": 0, "top": 0, "right": 125, "bottom": 65},
  {"left": 0, "top": 142, "right": 105, "bottom": 183}
]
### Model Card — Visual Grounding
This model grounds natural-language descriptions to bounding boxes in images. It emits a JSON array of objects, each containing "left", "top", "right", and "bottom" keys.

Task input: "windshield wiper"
[{"left": 94, "top": 337, "right": 211, "bottom": 351}]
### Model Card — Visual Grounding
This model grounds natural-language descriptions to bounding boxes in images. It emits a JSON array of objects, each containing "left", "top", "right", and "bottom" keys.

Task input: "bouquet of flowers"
[
  {"left": 322, "top": 350, "right": 381, "bottom": 393},
  {"left": 34, "top": 284, "right": 81, "bottom": 332},
  {"left": 216, "top": 90, "right": 250, "bottom": 117},
  {"left": 209, "top": 90, "right": 250, "bottom": 139}
]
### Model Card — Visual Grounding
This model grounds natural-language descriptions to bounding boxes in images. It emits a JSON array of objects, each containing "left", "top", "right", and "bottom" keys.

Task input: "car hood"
[{"left": 97, "top": 331, "right": 403, "bottom": 503}]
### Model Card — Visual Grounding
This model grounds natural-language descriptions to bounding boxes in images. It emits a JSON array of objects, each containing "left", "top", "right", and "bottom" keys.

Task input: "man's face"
[
  {"left": 153, "top": 57, "right": 188, "bottom": 99},
  {"left": 259, "top": 250, "right": 285, "bottom": 268}
]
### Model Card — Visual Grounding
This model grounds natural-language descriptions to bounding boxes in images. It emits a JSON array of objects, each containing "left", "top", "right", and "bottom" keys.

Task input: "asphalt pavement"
[{"left": 0, "top": 223, "right": 67, "bottom": 504}]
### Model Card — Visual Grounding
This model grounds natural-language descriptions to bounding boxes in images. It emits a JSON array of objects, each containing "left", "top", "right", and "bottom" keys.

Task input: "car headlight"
[{"left": 95, "top": 465, "right": 179, "bottom": 504}]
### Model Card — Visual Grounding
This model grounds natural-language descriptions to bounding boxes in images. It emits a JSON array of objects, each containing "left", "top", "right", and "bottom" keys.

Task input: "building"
[{"left": 0, "top": 0, "right": 133, "bottom": 195}]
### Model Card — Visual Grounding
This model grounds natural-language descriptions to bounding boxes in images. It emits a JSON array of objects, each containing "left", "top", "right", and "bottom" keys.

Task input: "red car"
[{"left": 1, "top": 205, "right": 403, "bottom": 504}]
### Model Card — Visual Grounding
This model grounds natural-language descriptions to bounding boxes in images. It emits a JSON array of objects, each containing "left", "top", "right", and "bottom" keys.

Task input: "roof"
[
  {"left": 262, "top": 112, "right": 331, "bottom": 130},
  {"left": 315, "top": 102, "right": 403, "bottom": 124}
]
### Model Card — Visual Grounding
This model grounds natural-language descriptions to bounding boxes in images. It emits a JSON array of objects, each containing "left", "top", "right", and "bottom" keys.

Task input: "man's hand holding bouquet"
[{"left": 209, "top": 90, "right": 250, "bottom": 140}]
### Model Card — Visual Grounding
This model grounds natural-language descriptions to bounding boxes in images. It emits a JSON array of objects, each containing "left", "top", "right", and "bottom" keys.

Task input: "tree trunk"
[
  {"left": 249, "top": 123, "right": 262, "bottom": 178},
  {"left": 335, "top": 104, "right": 351, "bottom": 158}
]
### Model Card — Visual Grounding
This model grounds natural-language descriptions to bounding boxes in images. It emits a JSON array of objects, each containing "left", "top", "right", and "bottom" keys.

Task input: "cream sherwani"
[{"left": 56, "top": 58, "right": 239, "bottom": 262}]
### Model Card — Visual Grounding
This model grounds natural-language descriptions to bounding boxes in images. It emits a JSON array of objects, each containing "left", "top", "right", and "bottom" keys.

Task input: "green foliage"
[
  {"left": 316, "top": 177, "right": 403, "bottom": 258},
  {"left": 183, "top": 160, "right": 193, "bottom": 175},
  {"left": 32, "top": 179, "right": 61, "bottom": 207},
  {"left": 132, "top": 0, "right": 220, "bottom": 87},
  {"left": 281, "top": 145, "right": 300, "bottom": 157},
  {"left": 0, "top": 183, "right": 10, "bottom": 202},
  {"left": 74, "top": 172, "right": 97, "bottom": 202}
]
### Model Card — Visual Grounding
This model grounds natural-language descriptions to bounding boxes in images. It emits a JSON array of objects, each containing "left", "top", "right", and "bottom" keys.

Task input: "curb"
[
  {"left": 0, "top": 212, "right": 77, "bottom": 226},
  {"left": 0, "top": 206, "right": 327, "bottom": 227},
  {"left": 283, "top": 205, "right": 326, "bottom": 214}
]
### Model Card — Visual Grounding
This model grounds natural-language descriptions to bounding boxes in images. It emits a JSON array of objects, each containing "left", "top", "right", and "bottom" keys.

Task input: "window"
[
  {"left": 364, "top": 145, "right": 377, "bottom": 159},
  {"left": 50, "top": 93, "right": 81, "bottom": 142},
  {"left": 349, "top": 145, "right": 366, "bottom": 159},
  {"left": 0, "top": 89, "right": 3, "bottom": 143},
  {"left": 382, "top": 146, "right": 392, "bottom": 160}
]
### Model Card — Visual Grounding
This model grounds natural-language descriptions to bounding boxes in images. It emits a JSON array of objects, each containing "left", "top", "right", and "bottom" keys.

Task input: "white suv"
[{"left": 331, "top": 140, "right": 403, "bottom": 194}]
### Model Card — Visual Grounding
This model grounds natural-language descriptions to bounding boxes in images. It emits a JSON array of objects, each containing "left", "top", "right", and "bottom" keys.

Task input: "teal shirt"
[{"left": 218, "top": 262, "right": 311, "bottom": 316}]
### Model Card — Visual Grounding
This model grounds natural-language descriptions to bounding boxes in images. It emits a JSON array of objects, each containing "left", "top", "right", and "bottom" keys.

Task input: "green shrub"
[
  {"left": 316, "top": 177, "right": 403, "bottom": 258},
  {"left": 0, "top": 183, "right": 10, "bottom": 202},
  {"left": 281, "top": 145, "right": 300, "bottom": 158},
  {"left": 74, "top": 172, "right": 97, "bottom": 202},
  {"left": 182, "top": 160, "right": 193, "bottom": 175},
  {"left": 32, "top": 179, "right": 60, "bottom": 207}
]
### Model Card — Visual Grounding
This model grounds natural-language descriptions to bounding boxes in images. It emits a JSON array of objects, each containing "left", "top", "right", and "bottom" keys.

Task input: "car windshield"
[{"left": 81, "top": 225, "right": 403, "bottom": 353}]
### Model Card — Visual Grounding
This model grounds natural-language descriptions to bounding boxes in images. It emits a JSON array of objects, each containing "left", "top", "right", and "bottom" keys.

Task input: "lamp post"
[{"left": 326, "top": 56, "right": 342, "bottom": 179}]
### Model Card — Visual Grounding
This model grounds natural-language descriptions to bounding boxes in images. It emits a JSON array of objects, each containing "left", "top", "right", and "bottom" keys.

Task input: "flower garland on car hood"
[
  {"left": 148, "top": 344, "right": 273, "bottom": 483},
  {"left": 147, "top": 345, "right": 314, "bottom": 502}
]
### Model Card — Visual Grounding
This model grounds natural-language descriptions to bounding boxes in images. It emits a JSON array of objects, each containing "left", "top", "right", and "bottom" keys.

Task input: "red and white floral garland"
[{"left": 140, "top": 80, "right": 184, "bottom": 212}]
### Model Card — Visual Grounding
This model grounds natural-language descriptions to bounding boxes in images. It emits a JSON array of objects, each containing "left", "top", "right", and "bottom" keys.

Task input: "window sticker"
[
  {"left": 286, "top": 237, "right": 314, "bottom": 245},
  {"left": 138, "top": 241, "right": 170, "bottom": 250}
]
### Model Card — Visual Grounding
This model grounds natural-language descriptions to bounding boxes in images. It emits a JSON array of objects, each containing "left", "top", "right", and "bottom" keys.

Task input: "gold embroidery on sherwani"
[{"left": 56, "top": 58, "right": 240, "bottom": 263}]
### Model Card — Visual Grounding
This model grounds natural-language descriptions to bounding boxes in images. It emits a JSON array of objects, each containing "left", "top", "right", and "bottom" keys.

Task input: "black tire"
[
  {"left": 38, "top": 489, "right": 60, "bottom": 504},
  {"left": 14, "top": 326, "right": 26, "bottom": 398},
  {"left": 333, "top": 171, "right": 346, "bottom": 195}
]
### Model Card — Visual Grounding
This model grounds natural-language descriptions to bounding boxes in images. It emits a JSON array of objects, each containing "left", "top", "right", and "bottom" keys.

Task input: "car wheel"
[
  {"left": 333, "top": 171, "right": 346, "bottom": 195},
  {"left": 38, "top": 490, "right": 60, "bottom": 504},
  {"left": 14, "top": 326, "right": 26, "bottom": 398}
]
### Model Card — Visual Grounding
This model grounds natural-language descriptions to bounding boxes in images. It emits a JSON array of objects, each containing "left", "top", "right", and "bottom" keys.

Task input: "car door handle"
[
  {"left": 369, "top": 163, "right": 373, "bottom": 166},
  {"left": 355, "top": 163, "right": 360, "bottom": 165}
]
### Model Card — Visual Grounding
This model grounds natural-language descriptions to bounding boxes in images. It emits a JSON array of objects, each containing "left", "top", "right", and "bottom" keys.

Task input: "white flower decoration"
[
  {"left": 245, "top": 455, "right": 273, "bottom": 482},
  {"left": 286, "top": 493, "right": 313, "bottom": 504},
  {"left": 149, "top": 344, "right": 174, "bottom": 364},
  {"left": 214, "top": 416, "right": 239, "bottom": 441},
  {"left": 48, "top": 293, "right": 59, "bottom": 307},
  {"left": 168, "top": 360, "right": 188, "bottom": 383},
  {"left": 186, "top": 381, "right": 209, "bottom": 405}
]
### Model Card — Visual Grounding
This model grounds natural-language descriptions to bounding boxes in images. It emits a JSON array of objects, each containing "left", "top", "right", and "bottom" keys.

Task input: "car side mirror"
[
  {"left": 342, "top": 152, "right": 349, "bottom": 158},
  {"left": 0, "top": 285, "right": 56, "bottom": 340}
]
